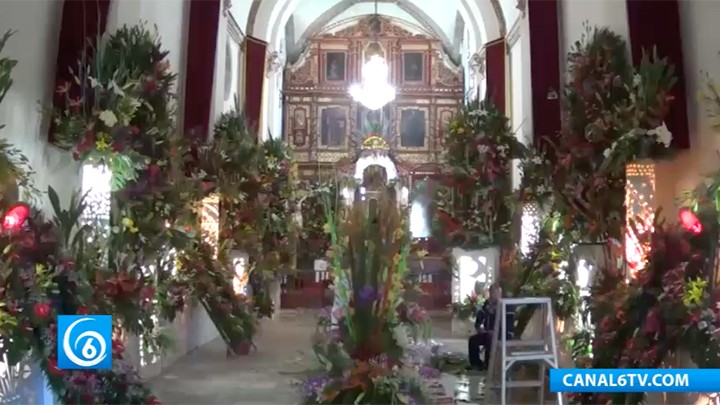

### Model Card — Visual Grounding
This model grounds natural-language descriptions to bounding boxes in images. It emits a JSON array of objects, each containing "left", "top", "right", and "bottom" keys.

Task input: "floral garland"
[{"left": 435, "top": 99, "right": 526, "bottom": 248}]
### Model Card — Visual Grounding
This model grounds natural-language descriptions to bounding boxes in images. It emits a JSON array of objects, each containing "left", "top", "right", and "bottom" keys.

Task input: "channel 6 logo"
[{"left": 57, "top": 315, "right": 112, "bottom": 370}]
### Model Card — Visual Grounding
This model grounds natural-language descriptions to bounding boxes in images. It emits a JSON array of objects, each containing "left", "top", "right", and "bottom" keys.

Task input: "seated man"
[{"left": 467, "top": 283, "right": 514, "bottom": 370}]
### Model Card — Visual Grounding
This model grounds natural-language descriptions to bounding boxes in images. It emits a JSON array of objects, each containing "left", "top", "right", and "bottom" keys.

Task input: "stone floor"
[
  {"left": 150, "top": 311, "right": 545, "bottom": 404},
  {"left": 150, "top": 311, "right": 318, "bottom": 404}
]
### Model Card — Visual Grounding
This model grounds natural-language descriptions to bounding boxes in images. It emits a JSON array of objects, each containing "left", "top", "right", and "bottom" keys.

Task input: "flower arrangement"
[
  {"left": 435, "top": 99, "right": 526, "bottom": 248},
  {"left": 570, "top": 216, "right": 719, "bottom": 405},
  {"left": 505, "top": 218, "right": 580, "bottom": 336},
  {"left": 296, "top": 179, "right": 337, "bottom": 266},
  {"left": 450, "top": 288, "right": 483, "bottom": 321},
  {"left": 193, "top": 105, "right": 296, "bottom": 318},
  {"left": 550, "top": 24, "right": 676, "bottom": 242},
  {"left": 175, "top": 237, "right": 258, "bottom": 353},
  {"left": 298, "top": 187, "right": 440, "bottom": 404},
  {"left": 52, "top": 23, "right": 176, "bottom": 191},
  {"left": 0, "top": 201, "right": 158, "bottom": 404}
]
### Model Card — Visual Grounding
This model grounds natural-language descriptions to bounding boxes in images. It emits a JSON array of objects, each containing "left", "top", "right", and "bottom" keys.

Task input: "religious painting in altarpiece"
[{"left": 282, "top": 15, "right": 463, "bottom": 179}]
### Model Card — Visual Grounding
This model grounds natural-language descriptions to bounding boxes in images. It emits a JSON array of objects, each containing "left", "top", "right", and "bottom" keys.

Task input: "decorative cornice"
[{"left": 222, "top": 0, "right": 232, "bottom": 17}]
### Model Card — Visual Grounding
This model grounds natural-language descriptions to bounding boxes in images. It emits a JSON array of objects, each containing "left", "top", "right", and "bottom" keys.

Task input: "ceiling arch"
[
  {"left": 247, "top": 0, "right": 506, "bottom": 56},
  {"left": 291, "top": 0, "right": 459, "bottom": 63}
]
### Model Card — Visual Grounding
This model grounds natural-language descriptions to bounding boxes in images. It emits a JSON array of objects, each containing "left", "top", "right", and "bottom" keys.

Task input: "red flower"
[
  {"left": 679, "top": 209, "right": 702, "bottom": 235},
  {"left": 599, "top": 316, "right": 613, "bottom": 332},
  {"left": 112, "top": 338, "right": 125, "bottom": 358},
  {"left": 643, "top": 308, "right": 661, "bottom": 335},
  {"left": 77, "top": 306, "right": 90, "bottom": 315},
  {"left": 130, "top": 125, "right": 141, "bottom": 135},
  {"left": 145, "top": 395, "right": 161, "bottom": 404},
  {"left": 144, "top": 78, "right": 157, "bottom": 93},
  {"left": 46, "top": 358, "right": 62, "bottom": 375},
  {"left": 33, "top": 302, "right": 51, "bottom": 319},
  {"left": 148, "top": 164, "right": 161, "bottom": 179}
]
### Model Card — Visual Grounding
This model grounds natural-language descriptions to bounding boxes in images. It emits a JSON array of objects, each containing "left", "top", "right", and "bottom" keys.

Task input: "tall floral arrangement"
[
  {"left": 550, "top": 24, "right": 676, "bottom": 242},
  {"left": 435, "top": 99, "right": 525, "bottom": 248},
  {"left": 299, "top": 188, "right": 436, "bottom": 404},
  {"left": 193, "top": 105, "right": 296, "bottom": 319}
]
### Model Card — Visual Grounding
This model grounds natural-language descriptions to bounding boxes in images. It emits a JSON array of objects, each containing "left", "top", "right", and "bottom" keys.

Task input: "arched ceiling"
[
  {"left": 243, "top": 0, "right": 509, "bottom": 63},
  {"left": 288, "top": 0, "right": 459, "bottom": 62}
]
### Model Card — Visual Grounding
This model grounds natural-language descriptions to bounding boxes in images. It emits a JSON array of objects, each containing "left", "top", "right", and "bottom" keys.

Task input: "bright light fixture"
[{"left": 349, "top": 55, "right": 395, "bottom": 111}]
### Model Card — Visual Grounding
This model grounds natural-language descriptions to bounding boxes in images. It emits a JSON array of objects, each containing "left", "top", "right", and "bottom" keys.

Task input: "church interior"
[{"left": 1, "top": 0, "right": 720, "bottom": 404}]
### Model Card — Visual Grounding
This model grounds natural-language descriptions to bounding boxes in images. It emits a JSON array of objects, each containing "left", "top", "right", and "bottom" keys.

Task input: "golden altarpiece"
[{"left": 283, "top": 15, "right": 464, "bottom": 180}]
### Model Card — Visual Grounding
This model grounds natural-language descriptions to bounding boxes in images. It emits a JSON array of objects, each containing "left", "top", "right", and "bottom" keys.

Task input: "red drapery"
[
  {"left": 527, "top": 0, "right": 562, "bottom": 152},
  {"left": 484, "top": 38, "right": 506, "bottom": 114},
  {"left": 50, "top": 0, "right": 111, "bottom": 143},
  {"left": 183, "top": 0, "right": 221, "bottom": 140},
  {"left": 244, "top": 36, "right": 267, "bottom": 139},
  {"left": 626, "top": 0, "right": 689, "bottom": 149}
]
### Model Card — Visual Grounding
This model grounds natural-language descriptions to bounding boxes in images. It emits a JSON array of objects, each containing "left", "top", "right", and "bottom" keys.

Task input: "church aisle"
[{"left": 150, "top": 311, "right": 317, "bottom": 404}]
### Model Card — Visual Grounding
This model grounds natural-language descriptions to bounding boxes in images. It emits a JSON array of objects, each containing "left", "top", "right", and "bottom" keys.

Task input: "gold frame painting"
[
  {"left": 317, "top": 105, "right": 350, "bottom": 149},
  {"left": 397, "top": 106, "right": 430, "bottom": 151}
]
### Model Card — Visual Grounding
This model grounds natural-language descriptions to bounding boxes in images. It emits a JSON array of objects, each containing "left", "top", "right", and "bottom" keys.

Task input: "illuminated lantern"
[
  {"left": 1, "top": 203, "right": 30, "bottom": 231},
  {"left": 625, "top": 162, "right": 657, "bottom": 277},
  {"left": 679, "top": 209, "right": 702, "bottom": 235}
]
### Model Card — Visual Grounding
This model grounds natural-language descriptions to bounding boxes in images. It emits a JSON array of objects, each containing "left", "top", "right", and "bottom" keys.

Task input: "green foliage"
[
  {"left": 0, "top": 29, "right": 16, "bottom": 109},
  {"left": 0, "top": 30, "right": 39, "bottom": 204}
]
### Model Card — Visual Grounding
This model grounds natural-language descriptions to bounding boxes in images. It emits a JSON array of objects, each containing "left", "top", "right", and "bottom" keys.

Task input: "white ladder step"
[
  {"left": 484, "top": 297, "right": 563, "bottom": 405},
  {"left": 505, "top": 353, "right": 556, "bottom": 362}
]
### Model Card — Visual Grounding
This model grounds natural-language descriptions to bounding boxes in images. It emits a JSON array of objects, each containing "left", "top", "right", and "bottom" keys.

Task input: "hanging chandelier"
[
  {"left": 348, "top": 1, "right": 395, "bottom": 111},
  {"left": 349, "top": 55, "right": 395, "bottom": 110}
]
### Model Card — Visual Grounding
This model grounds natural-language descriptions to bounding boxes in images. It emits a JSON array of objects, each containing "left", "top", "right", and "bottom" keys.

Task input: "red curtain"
[
  {"left": 50, "top": 0, "right": 112, "bottom": 143},
  {"left": 527, "top": 0, "right": 562, "bottom": 153},
  {"left": 484, "top": 39, "right": 506, "bottom": 114},
  {"left": 183, "top": 0, "right": 221, "bottom": 140},
  {"left": 626, "top": 0, "right": 689, "bottom": 149},
  {"left": 244, "top": 36, "right": 267, "bottom": 139}
]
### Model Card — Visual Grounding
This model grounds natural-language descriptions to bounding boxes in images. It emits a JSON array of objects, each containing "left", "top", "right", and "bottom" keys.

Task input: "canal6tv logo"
[{"left": 57, "top": 315, "right": 112, "bottom": 370}]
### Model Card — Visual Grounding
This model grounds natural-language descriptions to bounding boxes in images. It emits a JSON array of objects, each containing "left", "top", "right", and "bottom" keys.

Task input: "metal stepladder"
[{"left": 484, "top": 297, "right": 563, "bottom": 405}]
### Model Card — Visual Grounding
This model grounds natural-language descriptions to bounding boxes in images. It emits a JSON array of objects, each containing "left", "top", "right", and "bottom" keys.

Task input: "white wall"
[
  {"left": 655, "top": 0, "right": 720, "bottom": 213},
  {"left": 0, "top": 0, "right": 80, "bottom": 213},
  {"left": 559, "top": 0, "right": 629, "bottom": 71}
]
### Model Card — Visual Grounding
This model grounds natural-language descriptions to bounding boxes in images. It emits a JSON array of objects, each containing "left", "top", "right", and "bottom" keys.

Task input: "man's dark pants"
[{"left": 468, "top": 331, "right": 492, "bottom": 368}]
